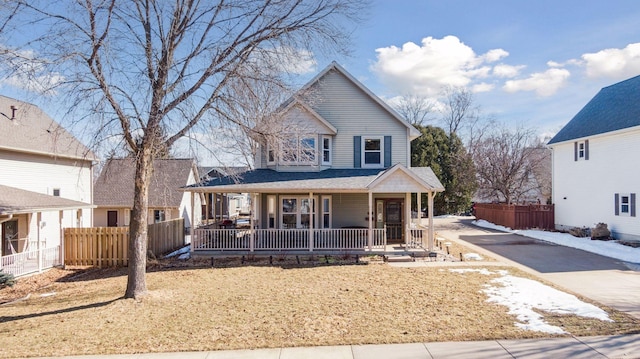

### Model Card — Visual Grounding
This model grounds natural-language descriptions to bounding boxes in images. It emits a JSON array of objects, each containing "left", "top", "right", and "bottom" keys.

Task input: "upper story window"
[
  {"left": 322, "top": 136, "right": 332, "bottom": 165},
  {"left": 362, "top": 136, "right": 384, "bottom": 168},
  {"left": 574, "top": 140, "right": 589, "bottom": 161},
  {"left": 280, "top": 135, "right": 316, "bottom": 165},
  {"left": 52, "top": 188, "right": 60, "bottom": 196}
]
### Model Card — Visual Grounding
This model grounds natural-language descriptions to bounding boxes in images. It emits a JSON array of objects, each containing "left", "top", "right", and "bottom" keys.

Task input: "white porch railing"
[
  {"left": 0, "top": 245, "right": 61, "bottom": 277},
  {"left": 408, "top": 226, "right": 429, "bottom": 248},
  {"left": 193, "top": 228, "right": 387, "bottom": 252}
]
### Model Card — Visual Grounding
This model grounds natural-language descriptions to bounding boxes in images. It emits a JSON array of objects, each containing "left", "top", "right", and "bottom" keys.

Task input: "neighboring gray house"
[
  {"left": 548, "top": 74, "right": 640, "bottom": 242},
  {"left": 94, "top": 158, "right": 202, "bottom": 229},
  {"left": 185, "top": 62, "right": 445, "bottom": 254}
]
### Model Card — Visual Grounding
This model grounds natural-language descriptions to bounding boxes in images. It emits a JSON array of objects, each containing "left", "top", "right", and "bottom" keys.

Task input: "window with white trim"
[
  {"left": 362, "top": 136, "right": 384, "bottom": 168},
  {"left": 321, "top": 196, "right": 332, "bottom": 228},
  {"left": 578, "top": 142, "right": 585, "bottom": 159},
  {"left": 154, "top": 210, "right": 165, "bottom": 223},
  {"left": 267, "top": 144, "right": 276, "bottom": 165},
  {"left": 267, "top": 195, "right": 276, "bottom": 228},
  {"left": 52, "top": 188, "right": 60, "bottom": 196},
  {"left": 322, "top": 136, "right": 332, "bottom": 165},
  {"left": 620, "top": 194, "right": 630, "bottom": 215},
  {"left": 281, "top": 135, "right": 316, "bottom": 165},
  {"left": 281, "top": 196, "right": 316, "bottom": 229}
]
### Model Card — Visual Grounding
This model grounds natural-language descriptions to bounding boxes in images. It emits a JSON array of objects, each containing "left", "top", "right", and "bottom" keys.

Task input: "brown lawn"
[{"left": 0, "top": 257, "right": 638, "bottom": 358}]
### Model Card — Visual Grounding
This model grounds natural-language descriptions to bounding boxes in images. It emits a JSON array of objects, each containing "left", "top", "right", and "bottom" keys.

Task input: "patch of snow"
[
  {"left": 178, "top": 252, "right": 191, "bottom": 260},
  {"left": 451, "top": 268, "right": 612, "bottom": 334},
  {"left": 463, "top": 253, "right": 484, "bottom": 261},
  {"left": 473, "top": 220, "right": 640, "bottom": 264},
  {"left": 449, "top": 268, "right": 495, "bottom": 276},
  {"left": 164, "top": 245, "right": 190, "bottom": 259},
  {"left": 40, "top": 292, "right": 56, "bottom": 298}
]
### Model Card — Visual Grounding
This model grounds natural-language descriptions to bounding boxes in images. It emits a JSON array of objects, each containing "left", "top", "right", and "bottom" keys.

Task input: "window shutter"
[
  {"left": 631, "top": 193, "right": 636, "bottom": 217},
  {"left": 574, "top": 142, "right": 578, "bottom": 161},
  {"left": 354, "top": 136, "right": 361, "bottom": 168},
  {"left": 585, "top": 140, "right": 589, "bottom": 160},
  {"left": 615, "top": 193, "right": 620, "bottom": 216},
  {"left": 384, "top": 136, "right": 392, "bottom": 167}
]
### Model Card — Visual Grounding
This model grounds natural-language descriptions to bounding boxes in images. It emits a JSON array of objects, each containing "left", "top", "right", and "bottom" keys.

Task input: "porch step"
[{"left": 384, "top": 254, "right": 414, "bottom": 263}]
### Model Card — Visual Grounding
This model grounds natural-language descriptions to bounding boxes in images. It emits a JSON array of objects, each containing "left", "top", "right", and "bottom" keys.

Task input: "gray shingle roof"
[
  {"left": 0, "top": 184, "right": 94, "bottom": 215},
  {"left": 94, "top": 158, "right": 196, "bottom": 208},
  {"left": 0, "top": 95, "right": 96, "bottom": 160},
  {"left": 548, "top": 75, "right": 640, "bottom": 145},
  {"left": 186, "top": 165, "right": 444, "bottom": 193}
]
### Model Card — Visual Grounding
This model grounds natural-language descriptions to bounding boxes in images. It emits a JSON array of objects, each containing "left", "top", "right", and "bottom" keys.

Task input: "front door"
[
  {"left": 377, "top": 199, "right": 403, "bottom": 243},
  {"left": 107, "top": 211, "right": 118, "bottom": 227},
  {"left": 1, "top": 220, "right": 19, "bottom": 255}
]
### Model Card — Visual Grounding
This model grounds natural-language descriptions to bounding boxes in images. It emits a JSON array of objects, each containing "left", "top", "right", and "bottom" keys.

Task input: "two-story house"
[
  {"left": 547, "top": 74, "right": 640, "bottom": 242},
  {"left": 185, "top": 62, "right": 445, "bottom": 254},
  {"left": 0, "top": 95, "right": 95, "bottom": 275}
]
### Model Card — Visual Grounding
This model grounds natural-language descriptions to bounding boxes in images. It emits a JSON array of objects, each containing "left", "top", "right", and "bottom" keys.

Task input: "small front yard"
[{"left": 1, "top": 257, "right": 638, "bottom": 358}]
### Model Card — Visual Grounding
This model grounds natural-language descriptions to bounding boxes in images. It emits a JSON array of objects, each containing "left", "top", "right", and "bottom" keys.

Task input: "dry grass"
[{"left": 1, "top": 258, "right": 638, "bottom": 358}]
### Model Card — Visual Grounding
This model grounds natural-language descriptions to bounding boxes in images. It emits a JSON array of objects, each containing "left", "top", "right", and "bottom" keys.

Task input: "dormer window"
[
  {"left": 362, "top": 136, "right": 384, "bottom": 168},
  {"left": 280, "top": 135, "right": 316, "bottom": 165}
]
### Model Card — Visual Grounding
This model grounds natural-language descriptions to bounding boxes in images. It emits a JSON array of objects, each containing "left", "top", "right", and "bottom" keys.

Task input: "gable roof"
[
  {"left": 0, "top": 184, "right": 94, "bottom": 215},
  {"left": 548, "top": 75, "right": 640, "bottom": 145},
  {"left": 282, "top": 98, "right": 338, "bottom": 135},
  {"left": 94, "top": 158, "right": 197, "bottom": 208},
  {"left": 300, "top": 62, "right": 421, "bottom": 139},
  {"left": 0, "top": 95, "right": 96, "bottom": 161}
]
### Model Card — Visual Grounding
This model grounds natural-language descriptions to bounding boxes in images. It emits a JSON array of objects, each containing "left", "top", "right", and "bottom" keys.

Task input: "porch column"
[
  {"left": 190, "top": 191, "right": 195, "bottom": 251},
  {"left": 405, "top": 192, "right": 411, "bottom": 250},
  {"left": 368, "top": 191, "right": 373, "bottom": 250},
  {"left": 37, "top": 212, "right": 42, "bottom": 272},
  {"left": 250, "top": 193, "right": 255, "bottom": 252},
  {"left": 428, "top": 191, "right": 435, "bottom": 251},
  {"left": 417, "top": 192, "right": 422, "bottom": 247},
  {"left": 309, "top": 192, "right": 314, "bottom": 252},
  {"left": 59, "top": 210, "right": 64, "bottom": 268}
]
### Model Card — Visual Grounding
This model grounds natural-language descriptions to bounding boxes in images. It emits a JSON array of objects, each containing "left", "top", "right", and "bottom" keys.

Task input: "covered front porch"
[{"left": 186, "top": 164, "right": 445, "bottom": 256}]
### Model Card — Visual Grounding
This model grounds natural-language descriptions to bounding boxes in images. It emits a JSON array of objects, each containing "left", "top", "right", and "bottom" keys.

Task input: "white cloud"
[
  {"left": 472, "top": 82, "right": 494, "bottom": 93},
  {"left": 0, "top": 47, "right": 65, "bottom": 94},
  {"left": 579, "top": 42, "right": 640, "bottom": 79},
  {"left": 493, "top": 64, "right": 525, "bottom": 78},
  {"left": 482, "top": 49, "right": 509, "bottom": 63},
  {"left": 371, "top": 35, "right": 512, "bottom": 96},
  {"left": 503, "top": 68, "right": 570, "bottom": 97}
]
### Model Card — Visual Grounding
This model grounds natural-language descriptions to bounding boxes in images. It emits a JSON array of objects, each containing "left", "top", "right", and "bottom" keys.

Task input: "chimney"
[{"left": 10, "top": 105, "right": 16, "bottom": 120}]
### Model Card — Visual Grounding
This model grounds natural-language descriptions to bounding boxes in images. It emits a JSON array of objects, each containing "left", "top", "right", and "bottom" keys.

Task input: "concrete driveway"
[{"left": 435, "top": 217, "right": 640, "bottom": 319}]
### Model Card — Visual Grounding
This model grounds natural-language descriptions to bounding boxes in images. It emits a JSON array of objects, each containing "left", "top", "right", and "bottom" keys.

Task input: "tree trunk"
[{"left": 125, "top": 150, "right": 154, "bottom": 299}]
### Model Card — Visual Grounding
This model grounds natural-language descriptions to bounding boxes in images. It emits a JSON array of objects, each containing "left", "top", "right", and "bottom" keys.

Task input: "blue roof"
[
  {"left": 547, "top": 74, "right": 640, "bottom": 145},
  {"left": 194, "top": 168, "right": 383, "bottom": 187}
]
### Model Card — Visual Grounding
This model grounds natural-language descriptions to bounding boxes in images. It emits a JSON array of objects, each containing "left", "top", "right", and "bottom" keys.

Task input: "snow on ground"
[
  {"left": 473, "top": 219, "right": 640, "bottom": 264},
  {"left": 164, "top": 245, "right": 191, "bottom": 260},
  {"left": 450, "top": 268, "right": 612, "bottom": 334}
]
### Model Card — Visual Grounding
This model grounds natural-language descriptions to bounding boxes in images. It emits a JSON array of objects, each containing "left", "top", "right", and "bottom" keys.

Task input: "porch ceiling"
[
  {"left": 184, "top": 165, "right": 444, "bottom": 194},
  {"left": 0, "top": 184, "right": 94, "bottom": 215}
]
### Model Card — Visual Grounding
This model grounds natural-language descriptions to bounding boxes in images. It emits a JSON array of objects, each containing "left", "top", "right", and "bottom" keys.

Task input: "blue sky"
[{"left": 321, "top": 0, "right": 640, "bottom": 138}]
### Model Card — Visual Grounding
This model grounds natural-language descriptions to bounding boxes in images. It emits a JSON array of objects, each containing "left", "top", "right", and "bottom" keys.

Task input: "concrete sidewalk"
[{"left": 37, "top": 335, "right": 640, "bottom": 359}]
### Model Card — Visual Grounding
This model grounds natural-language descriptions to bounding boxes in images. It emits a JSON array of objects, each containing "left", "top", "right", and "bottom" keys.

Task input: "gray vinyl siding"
[
  {"left": 332, "top": 193, "right": 369, "bottom": 228},
  {"left": 311, "top": 69, "right": 409, "bottom": 168}
]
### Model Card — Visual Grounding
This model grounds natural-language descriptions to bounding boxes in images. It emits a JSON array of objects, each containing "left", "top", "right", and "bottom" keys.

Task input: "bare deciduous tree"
[
  {"left": 440, "top": 85, "right": 478, "bottom": 136},
  {"left": 1, "top": 0, "right": 368, "bottom": 299},
  {"left": 393, "top": 93, "right": 435, "bottom": 126},
  {"left": 473, "top": 125, "right": 548, "bottom": 204}
]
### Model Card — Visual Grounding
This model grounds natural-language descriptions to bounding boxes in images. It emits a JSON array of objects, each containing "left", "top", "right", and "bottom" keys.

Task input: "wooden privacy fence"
[
  {"left": 474, "top": 203, "right": 555, "bottom": 230},
  {"left": 64, "top": 218, "right": 185, "bottom": 267}
]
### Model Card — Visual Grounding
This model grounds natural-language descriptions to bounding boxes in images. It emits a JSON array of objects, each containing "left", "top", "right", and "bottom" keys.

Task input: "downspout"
[{"left": 0, "top": 214, "right": 14, "bottom": 224}]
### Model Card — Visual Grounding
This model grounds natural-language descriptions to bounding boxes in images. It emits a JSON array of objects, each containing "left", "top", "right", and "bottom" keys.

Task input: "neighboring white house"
[
  {"left": 185, "top": 62, "right": 445, "bottom": 254},
  {"left": 547, "top": 74, "right": 640, "bottom": 242},
  {"left": 0, "top": 95, "right": 95, "bottom": 275},
  {"left": 93, "top": 158, "right": 202, "bottom": 230}
]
